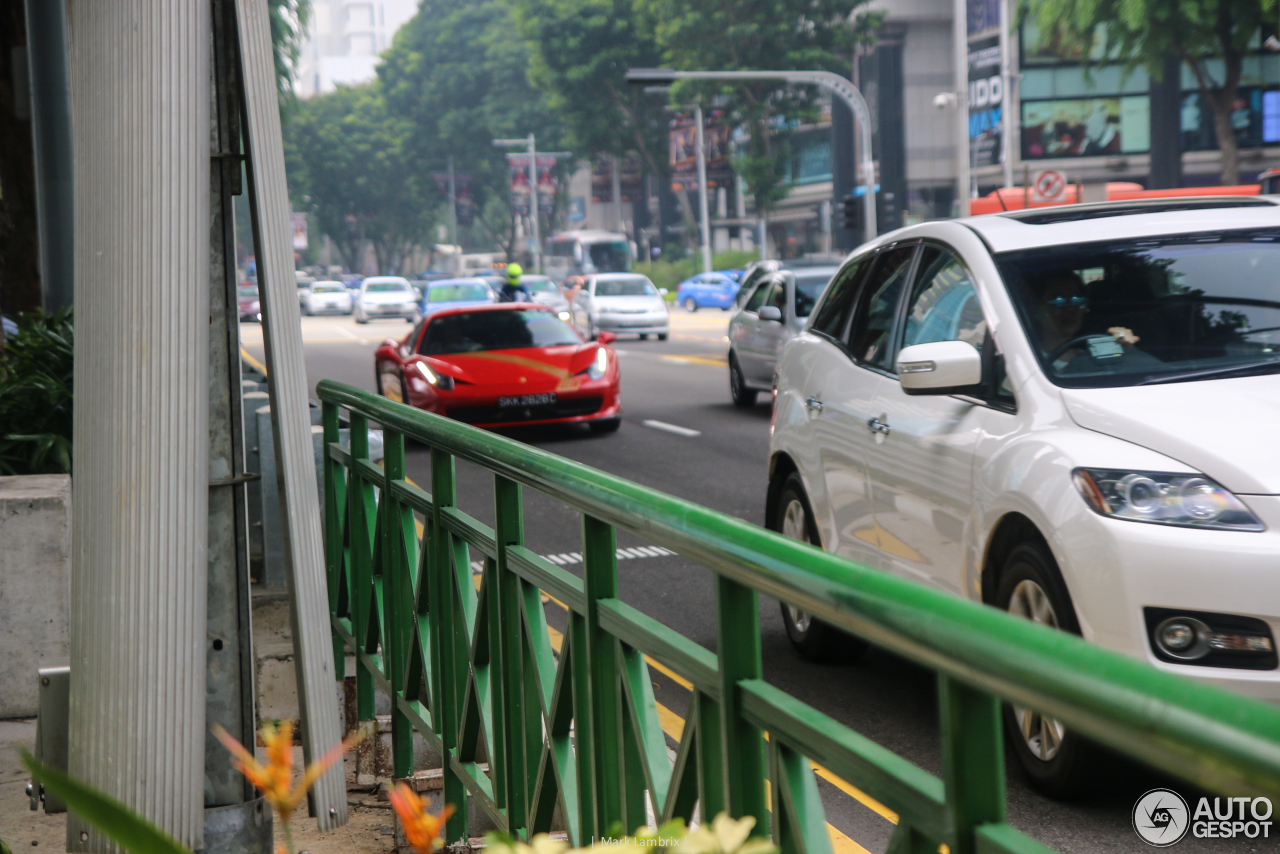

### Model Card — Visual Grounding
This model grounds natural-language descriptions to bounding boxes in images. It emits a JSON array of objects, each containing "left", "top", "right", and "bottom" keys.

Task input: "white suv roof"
[{"left": 964, "top": 197, "right": 1280, "bottom": 254}]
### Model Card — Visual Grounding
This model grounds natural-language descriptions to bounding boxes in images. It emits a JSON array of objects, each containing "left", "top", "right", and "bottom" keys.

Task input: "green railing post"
[
  {"left": 382, "top": 428, "right": 414, "bottom": 779},
  {"left": 350, "top": 413, "right": 376, "bottom": 721},
  {"left": 938, "top": 675, "right": 1006, "bottom": 854},
  {"left": 494, "top": 474, "right": 528, "bottom": 835},
  {"left": 695, "top": 692, "right": 725, "bottom": 819},
  {"left": 570, "top": 596, "right": 597, "bottom": 842},
  {"left": 716, "top": 576, "right": 768, "bottom": 829},
  {"left": 431, "top": 448, "right": 469, "bottom": 842},
  {"left": 322, "top": 401, "right": 344, "bottom": 679},
  {"left": 582, "top": 515, "right": 624, "bottom": 836}
]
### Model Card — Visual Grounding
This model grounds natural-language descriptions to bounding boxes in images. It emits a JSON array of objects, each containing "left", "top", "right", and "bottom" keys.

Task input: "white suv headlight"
[{"left": 1072, "top": 469, "right": 1264, "bottom": 531}]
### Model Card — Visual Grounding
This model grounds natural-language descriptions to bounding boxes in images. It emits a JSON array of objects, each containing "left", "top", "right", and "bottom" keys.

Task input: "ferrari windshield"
[
  {"left": 595, "top": 276, "right": 657, "bottom": 297},
  {"left": 997, "top": 230, "right": 1280, "bottom": 388},
  {"left": 418, "top": 309, "right": 581, "bottom": 355},
  {"left": 428, "top": 283, "right": 491, "bottom": 302}
]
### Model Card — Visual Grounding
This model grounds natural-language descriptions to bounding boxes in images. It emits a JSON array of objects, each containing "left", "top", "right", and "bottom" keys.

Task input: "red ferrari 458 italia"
[{"left": 374, "top": 303, "right": 622, "bottom": 432}]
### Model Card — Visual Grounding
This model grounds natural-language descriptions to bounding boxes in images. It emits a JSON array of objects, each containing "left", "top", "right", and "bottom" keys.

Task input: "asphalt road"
[{"left": 243, "top": 310, "right": 1260, "bottom": 854}]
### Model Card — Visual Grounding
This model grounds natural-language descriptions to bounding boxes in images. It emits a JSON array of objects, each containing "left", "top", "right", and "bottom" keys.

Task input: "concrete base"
[{"left": 0, "top": 476, "right": 71, "bottom": 718}]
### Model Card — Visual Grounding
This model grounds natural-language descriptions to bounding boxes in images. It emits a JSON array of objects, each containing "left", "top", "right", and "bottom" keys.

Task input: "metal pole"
[
  {"left": 24, "top": 0, "right": 74, "bottom": 313},
  {"left": 626, "top": 69, "right": 876, "bottom": 241},
  {"left": 998, "top": 0, "right": 1014, "bottom": 189},
  {"left": 447, "top": 155, "right": 457, "bottom": 249},
  {"left": 235, "top": 0, "right": 348, "bottom": 829},
  {"left": 611, "top": 153, "right": 623, "bottom": 233},
  {"left": 953, "top": 0, "right": 972, "bottom": 216},
  {"left": 695, "top": 105, "right": 712, "bottom": 273},
  {"left": 66, "top": 1, "right": 209, "bottom": 850},
  {"left": 528, "top": 133, "right": 541, "bottom": 274}
]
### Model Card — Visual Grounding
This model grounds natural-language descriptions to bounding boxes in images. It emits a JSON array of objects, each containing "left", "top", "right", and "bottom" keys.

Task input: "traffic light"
[{"left": 837, "top": 193, "right": 863, "bottom": 235}]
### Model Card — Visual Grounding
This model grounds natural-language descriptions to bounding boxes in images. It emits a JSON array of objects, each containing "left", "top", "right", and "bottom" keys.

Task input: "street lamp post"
[
  {"left": 492, "top": 135, "right": 572, "bottom": 274},
  {"left": 627, "top": 68, "right": 877, "bottom": 244}
]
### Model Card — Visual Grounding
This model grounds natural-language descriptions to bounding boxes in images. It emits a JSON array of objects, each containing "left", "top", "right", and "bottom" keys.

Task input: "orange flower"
[
  {"left": 387, "top": 781, "right": 455, "bottom": 854},
  {"left": 213, "top": 720, "right": 364, "bottom": 825}
]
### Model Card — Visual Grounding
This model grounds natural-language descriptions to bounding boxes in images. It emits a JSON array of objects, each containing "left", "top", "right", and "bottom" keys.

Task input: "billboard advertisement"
[
  {"left": 1021, "top": 96, "right": 1149, "bottom": 158},
  {"left": 669, "top": 113, "right": 732, "bottom": 191},
  {"left": 591, "top": 153, "right": 646, "bottom": 203},
  {"left": 967, "top": 34, "right": 1003, "bottom": 169}
]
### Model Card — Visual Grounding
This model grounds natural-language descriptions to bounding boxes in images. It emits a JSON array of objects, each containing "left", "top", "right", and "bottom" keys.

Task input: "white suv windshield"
[{"left": 997, "top": 229, "right": 1280, "bottom": 388}]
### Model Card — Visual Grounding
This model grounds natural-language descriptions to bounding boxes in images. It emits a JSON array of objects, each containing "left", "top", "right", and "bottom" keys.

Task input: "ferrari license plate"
[{"left": 498, "top": 393, "right": 556, "bottom": 408}]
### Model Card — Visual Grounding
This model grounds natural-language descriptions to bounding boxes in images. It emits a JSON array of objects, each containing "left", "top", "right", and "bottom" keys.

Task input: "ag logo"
[{"left": 1133, "top": 788, "right": 1190, "bottom": 847}]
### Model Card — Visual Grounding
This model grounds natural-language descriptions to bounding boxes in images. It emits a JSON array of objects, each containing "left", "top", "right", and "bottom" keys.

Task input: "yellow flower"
[
  {"left": 680, "top": 813, "right": 775, "bottom": 854},
  {"left": 213, "top": 720, "right": 364, "bottom": 825},
  {"left": 387, "top": 781, "right": 455, "bottom": 854}
]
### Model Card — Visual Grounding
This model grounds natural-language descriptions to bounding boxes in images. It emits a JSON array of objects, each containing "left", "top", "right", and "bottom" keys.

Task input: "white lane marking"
[
  {"left": 332, "top": 326, "right": 360, "bottom": 339},
  {"left": 468, "top": 546, "right": 676, "bottom": 572},
  {"left": 662, "top": 357, "right": 691, "bottom": 365},
  {"left": 643, "top": 419, "right": 702, "bottom": 437}
]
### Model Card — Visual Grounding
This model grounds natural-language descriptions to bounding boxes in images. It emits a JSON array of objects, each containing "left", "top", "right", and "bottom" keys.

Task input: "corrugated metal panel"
[
  {"left": 234, "top": 0, "right": 349, "bottom": 830},
  {"left": 65, "top": 2, "right": 210, "bottom": 851}
]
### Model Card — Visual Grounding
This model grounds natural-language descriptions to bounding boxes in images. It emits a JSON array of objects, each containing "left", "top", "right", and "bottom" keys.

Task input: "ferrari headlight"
[
  {"left": 415, "top": 361, "right": 454, "bottom": 390},
  {"left": 1072, "top": 469, "right": 1264, "bottom": 531},
  {"left": 587, "top": 346, "right": 608, "bottom": 380},
  {"left": 558, "top": 311, "right": 572, "bottom": 321}
]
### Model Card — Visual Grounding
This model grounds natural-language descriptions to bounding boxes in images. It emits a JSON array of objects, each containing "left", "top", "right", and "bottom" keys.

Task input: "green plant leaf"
[
  {"left": 21, "top": 751, "right": 195, "bottom": 854},
  {"left": 2, "top": 834, "right": 15, "bottom": 854}
]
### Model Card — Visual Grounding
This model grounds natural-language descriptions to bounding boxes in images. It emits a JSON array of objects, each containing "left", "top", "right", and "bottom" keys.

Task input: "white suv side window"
[{"left": 902, "top": 246, "right": 986, "bottom": 351}]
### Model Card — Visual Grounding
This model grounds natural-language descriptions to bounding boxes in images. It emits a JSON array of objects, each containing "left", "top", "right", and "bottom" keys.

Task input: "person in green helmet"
[{"left": 499, "top": 262, "right": 530, "bottom": 303}]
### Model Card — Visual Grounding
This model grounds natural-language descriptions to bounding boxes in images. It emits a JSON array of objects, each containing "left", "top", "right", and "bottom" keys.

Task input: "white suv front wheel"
[{"left": 996, "top": 539, "right": 1099, "bottom": 796}]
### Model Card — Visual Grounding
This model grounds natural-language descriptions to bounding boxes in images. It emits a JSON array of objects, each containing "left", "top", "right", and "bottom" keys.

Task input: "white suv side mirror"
[
  {"left": 896, "top": 340, "right": 982, "bottom": 395},
  {"left": 758, "top": 305, "right": 782, "bottom": 322}
]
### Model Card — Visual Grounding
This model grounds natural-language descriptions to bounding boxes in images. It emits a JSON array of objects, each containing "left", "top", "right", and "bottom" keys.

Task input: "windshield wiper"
[{"left": 1138, "top": 358, "right": 1280, "bottom": 385}]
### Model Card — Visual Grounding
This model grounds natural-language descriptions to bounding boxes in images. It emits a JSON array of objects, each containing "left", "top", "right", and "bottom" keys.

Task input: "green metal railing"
[{"left": 318, "top": 379, "right": 1280, "bottom": 854}]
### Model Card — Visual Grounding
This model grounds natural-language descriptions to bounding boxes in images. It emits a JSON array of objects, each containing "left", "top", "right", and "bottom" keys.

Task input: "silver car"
[
  {"left": 727, "top": 266, "right": 838, "bottom": 405},
  {"left": 573, "top": 273, "right": 669, "bottom": 340},
  {"left": 522, "top": 275, "right": 573, "bottom": 320}
]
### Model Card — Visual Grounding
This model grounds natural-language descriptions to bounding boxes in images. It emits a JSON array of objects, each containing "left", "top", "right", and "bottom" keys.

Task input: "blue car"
[
  {"left": 675, "top": 270, "right": 741, "bottom": 312},
  {"left": 420, "top": 278, "right": 497, "bottom": 318}
]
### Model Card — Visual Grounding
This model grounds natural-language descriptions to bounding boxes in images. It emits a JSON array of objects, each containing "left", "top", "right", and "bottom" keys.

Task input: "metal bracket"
[
  {"left": 27, "top": 666, "right": 70, "bottom": 813},
  {"left": 209, "top": 472, "right": 261, "bottom": 487}
]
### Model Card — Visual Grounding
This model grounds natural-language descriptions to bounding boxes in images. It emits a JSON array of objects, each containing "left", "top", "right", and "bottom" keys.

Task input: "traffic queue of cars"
[{"left": 759, "top": 197, "right": 1280, "bottom": 794}]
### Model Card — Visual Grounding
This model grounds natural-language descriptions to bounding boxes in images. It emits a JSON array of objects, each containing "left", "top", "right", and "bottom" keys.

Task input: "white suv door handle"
[
  {"left": 867, "top": 417, "right": 890, "bottom": 435},
  {"left": 805, "top": 396, "right": 824, "bottom": 413}
]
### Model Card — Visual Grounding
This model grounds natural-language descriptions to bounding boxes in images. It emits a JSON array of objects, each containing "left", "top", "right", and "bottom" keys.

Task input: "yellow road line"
[
  {"left": 661, "top": 354, "right": 728, "bottom": 368},
  {"left": 240, "top": 347, "right": 268, "bottom": 375}
]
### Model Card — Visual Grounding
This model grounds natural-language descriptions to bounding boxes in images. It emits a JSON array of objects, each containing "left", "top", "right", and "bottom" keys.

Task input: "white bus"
[{"left": 545, "top": 230, "right": 632, "bottom": 282}]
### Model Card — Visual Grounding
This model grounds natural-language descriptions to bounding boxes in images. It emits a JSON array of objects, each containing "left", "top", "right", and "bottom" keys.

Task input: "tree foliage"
[
  {"left": 639, "top": 0, "right": 880, "bottom": 214},
  {"left": 378, "top": 0, "right": 565, "bottom": 257},
  {"left": 285, "top": 84, "right": 437, "bottom": 274},
  {"left": 269, "top": 0, "right": 312, "bottom": 106},
  {"left": 1021, "top": 0, "right": 1278, "bottom": 184},
  {"left": 0, "top": 309, "right": 73, "bottom": 475}
]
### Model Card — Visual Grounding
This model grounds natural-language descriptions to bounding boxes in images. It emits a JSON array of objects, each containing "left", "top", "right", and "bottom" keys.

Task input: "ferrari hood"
[{"left": 428, "top": 345, "right": 599, "bottom": 387}]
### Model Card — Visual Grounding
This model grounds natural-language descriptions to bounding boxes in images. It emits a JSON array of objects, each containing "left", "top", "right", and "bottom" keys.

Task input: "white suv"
[{"left": 768, "top": 198, "right": 1280, "bottom": 794}]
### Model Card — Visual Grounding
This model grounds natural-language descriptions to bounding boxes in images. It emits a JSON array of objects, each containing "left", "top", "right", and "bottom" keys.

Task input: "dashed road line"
[
  {"left": 470, "top": 546, "right": 675, "bottom": 572},
  {"left": 660, "top": 354, "right": 727, "bottom": 367},
  {"left": 643, "top": 419, "right": 702, "bottom": 437}
]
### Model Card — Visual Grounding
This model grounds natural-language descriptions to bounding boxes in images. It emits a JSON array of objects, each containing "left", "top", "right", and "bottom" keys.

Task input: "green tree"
[
  {"left": 508, "top": 0, "right": 678, "bottom": 211},
  {"left": 379, "top": 0, "right": 565, "bottom": 259},
  {"left": 1022, "top": 0, "right": 1277, "bottom": 185},
  {"left": 285, "top": 83, "right": 438, "bottom": 274},
  {"left": 270, "top": 0, "right": 312, "bottom": 106},
  {"left": 640, "top": 0, "right": 879, "bottom": 216}
]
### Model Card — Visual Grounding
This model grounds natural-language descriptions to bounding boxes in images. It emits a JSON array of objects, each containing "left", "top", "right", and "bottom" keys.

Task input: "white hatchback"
[{"left": 768, "top": 198, "right": 1280, "bottom": 794}]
